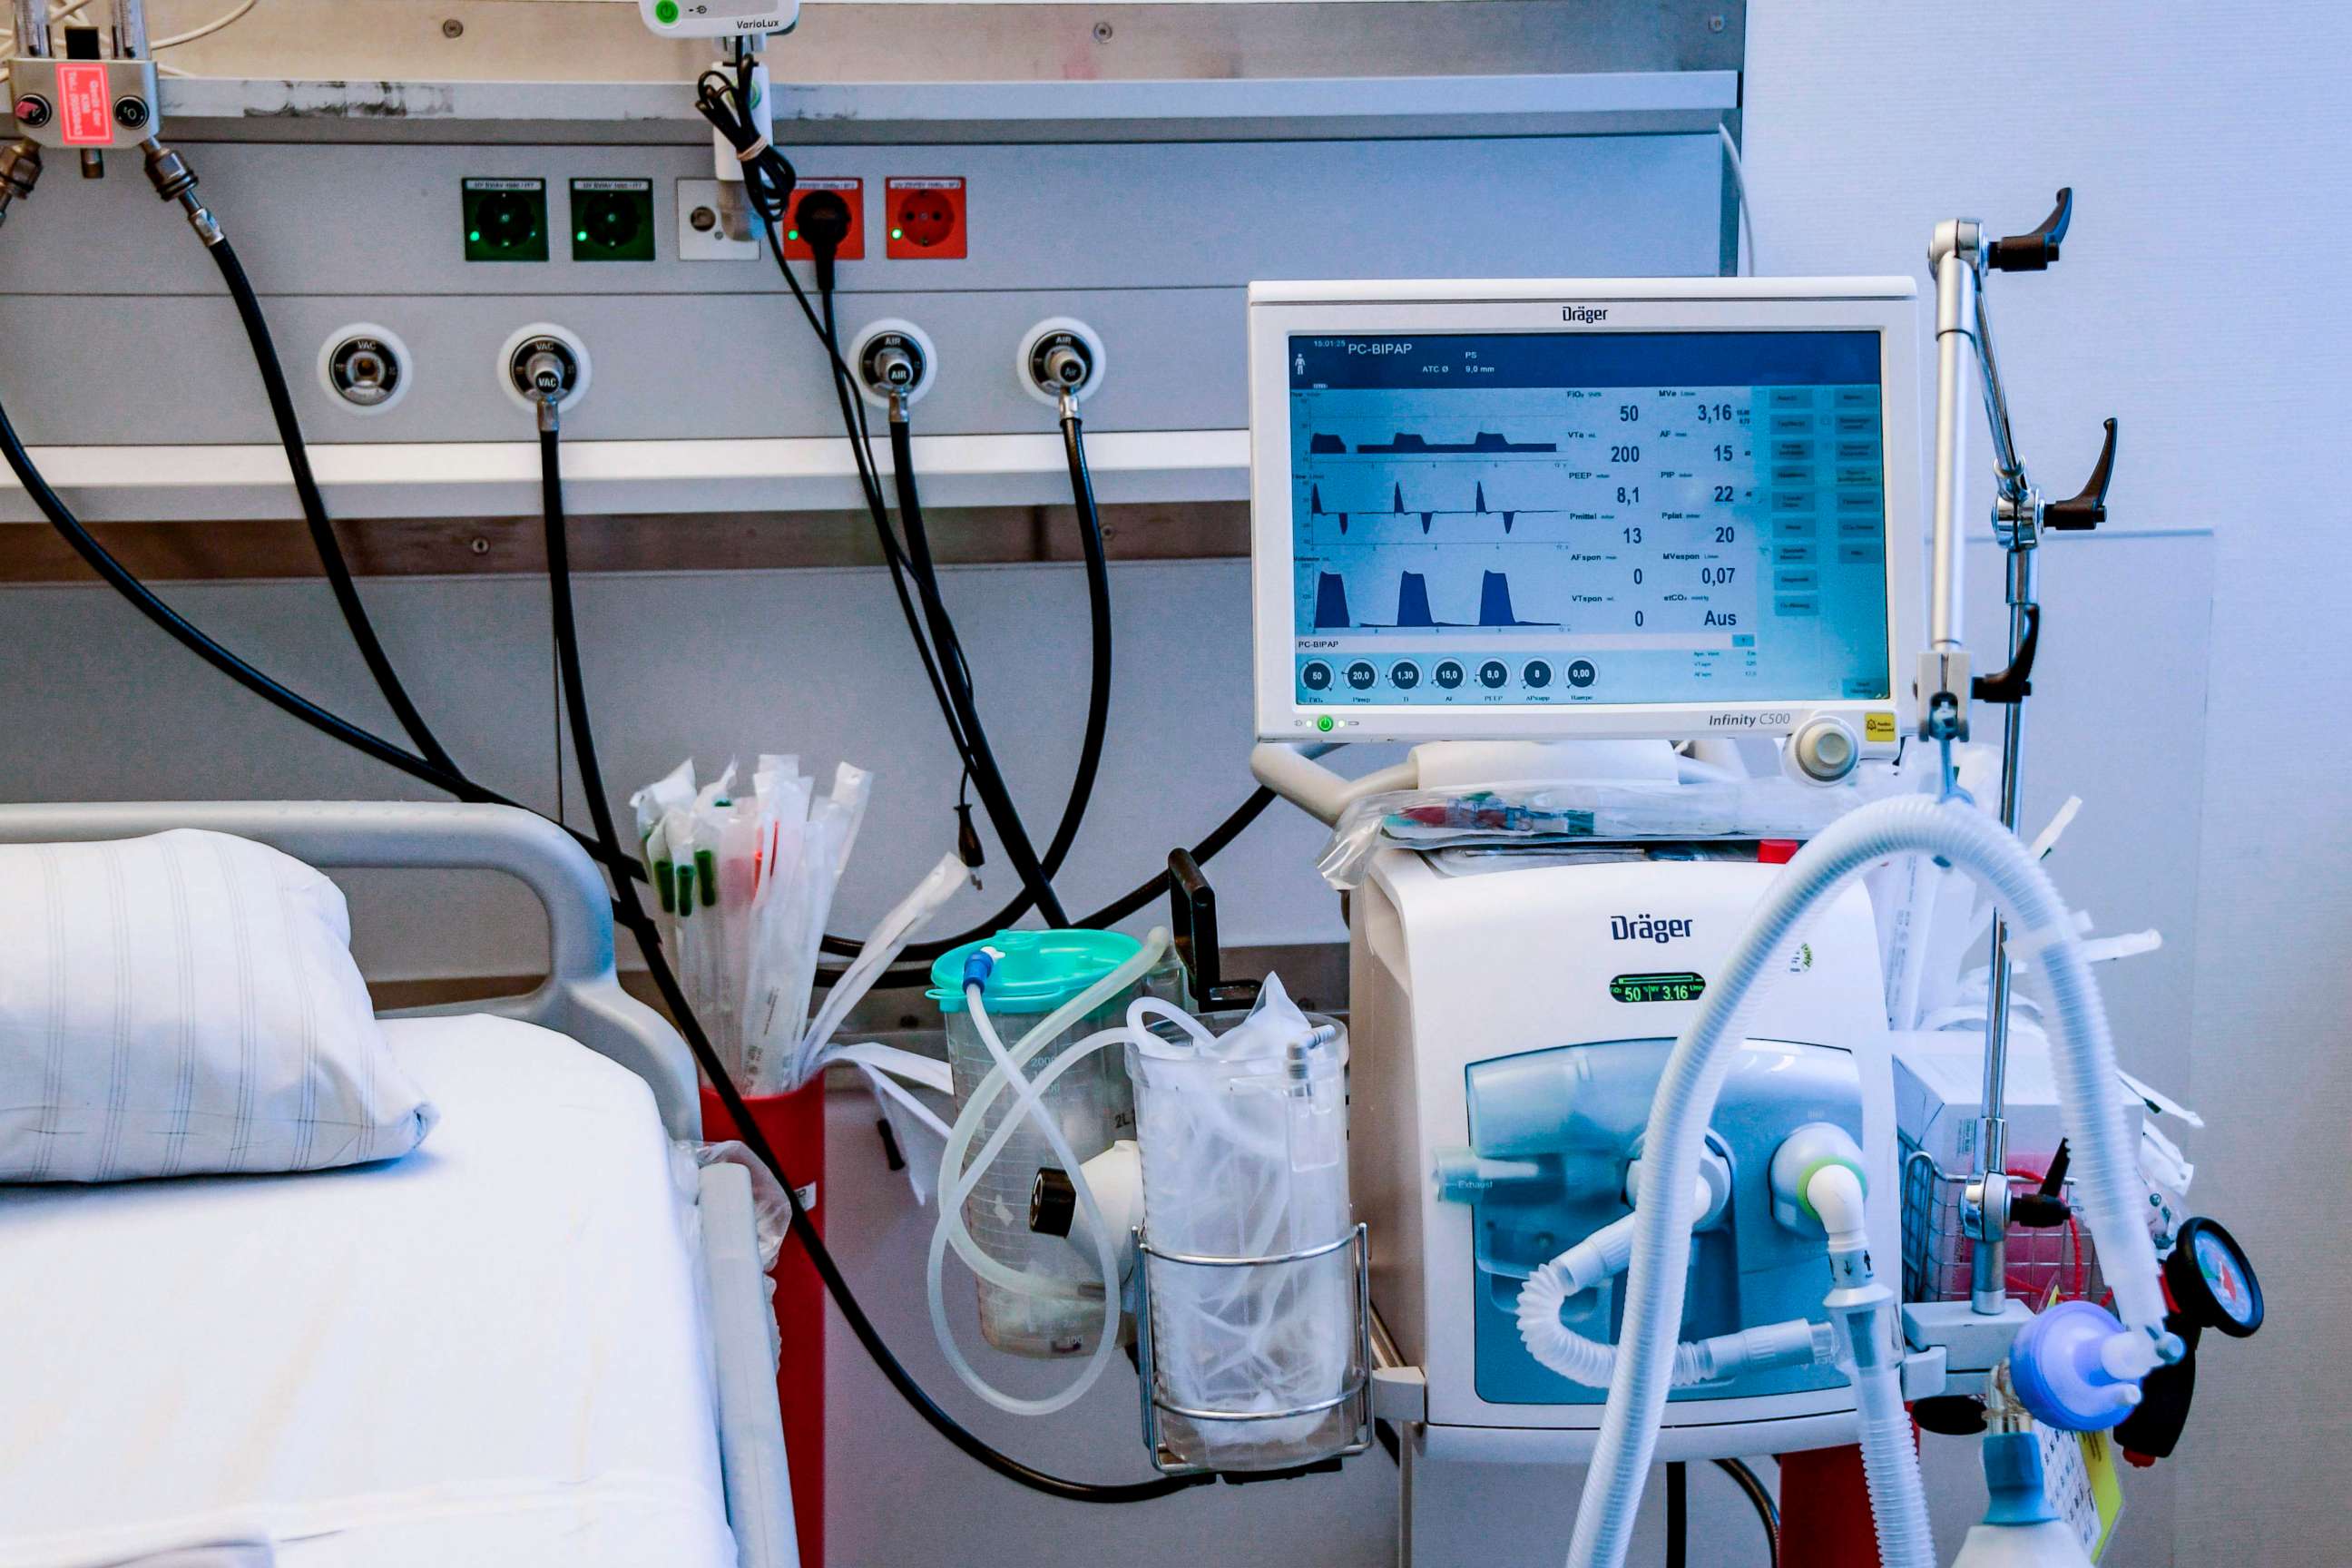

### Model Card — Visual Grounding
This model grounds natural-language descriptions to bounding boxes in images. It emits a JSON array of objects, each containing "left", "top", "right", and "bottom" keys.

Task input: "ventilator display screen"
[{"left": 1284, "top": 330, "right": 1895, "bottom": 710}]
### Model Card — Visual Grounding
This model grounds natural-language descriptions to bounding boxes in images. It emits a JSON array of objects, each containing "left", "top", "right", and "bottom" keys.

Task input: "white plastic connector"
[
  {"left": 1064, "top": 1139, "right": 1143, "bottom": 1278},
  {"left": 1624, "top": 1149, "right": 1733, "bottom": 1231},
  {"left": 1808, "top": 1162, "right": 1870, "bottom": 1254},
  {"left": 1769, "top": 1122, "right": 1869, "bottom": 1238}
]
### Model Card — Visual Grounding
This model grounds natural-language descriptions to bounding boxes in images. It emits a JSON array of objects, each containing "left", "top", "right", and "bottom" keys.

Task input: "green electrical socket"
[
  {"left": 463, "top": 178, "right": 549, "bottom": 262},
  {"left": 571, "top": 179, "right": 657, "bottom": 262}
]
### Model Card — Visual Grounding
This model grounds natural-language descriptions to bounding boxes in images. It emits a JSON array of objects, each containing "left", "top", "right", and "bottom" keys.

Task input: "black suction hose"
[
  {"left": 885, "top": 408, "right": 1073, "bottom": 927},
  {"left": 209, "top": 236, "right": 461, "bottom": 778},
  {"left": 0, "top": 390, "right": 487, "bottom": 800},
  {"left": 537, "top": 421, "right": 1208, "bottom": 1504},
  {"left": 0, "top": 382, "right": 654, "bottom": 885}
]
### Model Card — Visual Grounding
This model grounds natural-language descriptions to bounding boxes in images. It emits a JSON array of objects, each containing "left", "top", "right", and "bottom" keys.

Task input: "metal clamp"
[{"left": 1133, "top": 1222, "right": 1374, "bottom": 1476}]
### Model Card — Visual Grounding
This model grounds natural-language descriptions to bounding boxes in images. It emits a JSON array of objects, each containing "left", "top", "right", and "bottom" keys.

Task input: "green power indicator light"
[
  {"left": 890, "top": 227, "right": 904, "bottom": 240},
  {"left": 1316, "top": 714, "right": 1335, "bottom": 733},
  {"left": 786, "top": 229, "right": 799, "bottom": 240},
  {"left": 653, "top": 0, "right": 679, "bottom": 23},
  {"left": 575, "top": 230, "right": 589, "bottom": 242},
  {"left": 467, "top": 230, "right": 481, "bottom": 242}
]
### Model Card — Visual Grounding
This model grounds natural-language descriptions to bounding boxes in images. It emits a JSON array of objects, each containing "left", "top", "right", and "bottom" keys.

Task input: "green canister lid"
[{"left": 929, "top": 928, "right": 1141, "bottom": 1014}]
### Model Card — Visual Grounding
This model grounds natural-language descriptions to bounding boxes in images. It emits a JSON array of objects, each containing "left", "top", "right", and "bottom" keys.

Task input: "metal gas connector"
[
  {"left": 0, "top": 139, "right": 42, "bottom": 229},
  {"left": 142, "top": 139, "right": 221, "bottom": 245}
]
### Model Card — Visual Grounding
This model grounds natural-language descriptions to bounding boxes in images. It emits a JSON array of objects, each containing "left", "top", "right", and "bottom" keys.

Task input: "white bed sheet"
[{"left": 0, "top": 1015, "right": 735, "bottom": 1568}]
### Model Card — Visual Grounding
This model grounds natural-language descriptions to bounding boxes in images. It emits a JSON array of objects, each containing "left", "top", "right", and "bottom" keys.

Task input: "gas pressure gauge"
[{"left": 2167, "top": 1216, "right": 2263, "bottom": 1338}]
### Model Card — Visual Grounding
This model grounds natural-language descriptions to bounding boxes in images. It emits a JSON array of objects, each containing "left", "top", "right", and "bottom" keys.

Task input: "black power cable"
[
  {"left": 538, "top": 418, "right": 1209, "bottom": 1504},
  {"left": 1712, "top": 1458, "right": 1781, "bottom": 1568},
  {"left": 207, "top": 237, "right": 460, "bottom": 779}
]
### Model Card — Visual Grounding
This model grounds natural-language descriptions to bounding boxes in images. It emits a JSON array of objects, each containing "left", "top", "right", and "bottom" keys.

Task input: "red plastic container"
[
  {"left": 1779, "top": 1442, "right": 1886, "bottom": 1567},
  {"left": 701, "top": 1079, "right": 827, "bottom": 1568}
]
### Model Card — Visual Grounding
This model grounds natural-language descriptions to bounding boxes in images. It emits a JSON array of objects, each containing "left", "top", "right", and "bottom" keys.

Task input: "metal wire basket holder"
[
  {"left": 1900, "top": 1147, "right": 2105, "bottom": 1308},
  {"left": 1132, "top": 1220, "right": 1375, "bottom": 1476}
]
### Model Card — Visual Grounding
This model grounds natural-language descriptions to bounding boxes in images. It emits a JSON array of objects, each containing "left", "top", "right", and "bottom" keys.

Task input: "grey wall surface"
[
  {"left": 1745, "top": 4, "right": 2347, "bottom": 1564},
  {"left": 0, "top": 132, "right": 1720, "bottom": 448}
]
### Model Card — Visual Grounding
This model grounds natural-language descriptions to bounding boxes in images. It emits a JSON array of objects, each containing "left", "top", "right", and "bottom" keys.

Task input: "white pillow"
[{"left": 0, "top": 829, "right": 436, "bottom": 1182}]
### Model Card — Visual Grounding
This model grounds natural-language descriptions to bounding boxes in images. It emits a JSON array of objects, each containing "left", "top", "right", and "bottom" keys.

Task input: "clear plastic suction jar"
[
  {"left": 929, "top": 929, "right": 1176, "bottom": 1357},
  {"left": 1126, "top": 982, "right": 1371, "bottom": 1474}
]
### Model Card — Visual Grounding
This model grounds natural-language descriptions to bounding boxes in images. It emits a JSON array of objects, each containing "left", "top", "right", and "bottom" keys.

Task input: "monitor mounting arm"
[
  {"left": 1919, "top": 191, "right": 2116, "bottom": 754},
  {"left": 1919, "top": 188, "right": 2122, "bottom": 1321}
]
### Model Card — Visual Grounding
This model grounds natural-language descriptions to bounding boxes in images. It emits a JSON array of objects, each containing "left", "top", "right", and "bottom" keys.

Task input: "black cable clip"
[
  {"left": 1169, "top": 848, "right": 1260, "bottom": 1009},
  {"left": 1987, "top": 188, "right": 2073, "bottom": 272}
]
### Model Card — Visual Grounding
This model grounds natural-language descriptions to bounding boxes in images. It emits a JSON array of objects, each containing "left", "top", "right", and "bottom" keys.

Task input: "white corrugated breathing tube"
[
  {"left": 1563, "top": 794, "right": 2174, "bottom": 1568},
  {"left": 1514, "top": 1203, "right": 1830, "bottom": 1390}
]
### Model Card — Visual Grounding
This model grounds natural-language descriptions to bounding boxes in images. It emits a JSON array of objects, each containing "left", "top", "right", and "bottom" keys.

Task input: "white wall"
[{"left": 1745, "top": 5, "right": 2351, "bottom": 1564}]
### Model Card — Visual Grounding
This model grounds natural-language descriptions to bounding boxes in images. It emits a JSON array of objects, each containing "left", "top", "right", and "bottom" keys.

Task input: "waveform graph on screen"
[
  {"left": 1298, "top": 552, "right": 1568, "bottom": 640},
  {"left": 1477, "top": 570, "right": 1557, "bottom": 628},
  {"left": 1311, "top": 571, "right": 1353, "bottom": 632},
  {"left": 1302, "top": 475, "right": 1582, "bottom": 540}
]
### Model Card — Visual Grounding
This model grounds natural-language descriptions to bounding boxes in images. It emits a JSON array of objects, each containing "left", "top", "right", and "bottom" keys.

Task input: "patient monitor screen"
[{"left": 1284, "top": 331, "right": 1894, "bottom": 710}]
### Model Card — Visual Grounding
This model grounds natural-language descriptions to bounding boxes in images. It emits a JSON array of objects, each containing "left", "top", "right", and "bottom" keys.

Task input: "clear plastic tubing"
[
  {"left": 925, "top": 929, "right": 1169, "bottom": 1416},
  {"left": 1565, "top": 795, "right": 2172, "bottom": 1568},
  {"left": 935, "top": 930, "right": 1167, "bottom": 1297}
]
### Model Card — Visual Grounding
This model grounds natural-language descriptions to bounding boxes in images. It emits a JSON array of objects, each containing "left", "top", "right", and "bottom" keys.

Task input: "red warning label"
[{"left": 55, "top": 63, "right": 113, "bottom": 147}]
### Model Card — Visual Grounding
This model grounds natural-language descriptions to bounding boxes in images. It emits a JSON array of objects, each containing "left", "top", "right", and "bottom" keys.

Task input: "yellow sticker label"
[
  {"left": 2080, "top": 1429, "right": 2125, "bottom": 1561},
  {"left": 1864, "top": 710, "right": 1896, "bottom": 743},
  {"left": 2040, "top": 1423, "right": 2126, "bottom": 1562}
]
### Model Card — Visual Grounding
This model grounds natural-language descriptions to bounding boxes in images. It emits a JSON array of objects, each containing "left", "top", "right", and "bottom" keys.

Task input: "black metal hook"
[
  {"left": 2045, "top": 416, "right": 2117, "bottom": 532},
  {"left": 1168, "top": 848, "right": 1260, "bottom": 1009},
  {"left": 1987, "top": 187, "right": 2073, "bottom": 272},
  {"left": 1971, "top": 603, "right": 2042, "bottom": 706}
]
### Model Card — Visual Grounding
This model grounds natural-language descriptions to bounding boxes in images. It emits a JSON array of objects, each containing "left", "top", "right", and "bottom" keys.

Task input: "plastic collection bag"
[
  {"left": 1316, "top": 775, "right": 1877, "bottom": 890},
  {"left": 1127, "top": 976, "right": 1356, "bottom": 1468}
]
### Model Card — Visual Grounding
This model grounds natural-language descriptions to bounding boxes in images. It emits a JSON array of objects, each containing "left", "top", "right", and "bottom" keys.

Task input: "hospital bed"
[{"left": 0, "top": 800, "right": 798, "bottom": 1568}]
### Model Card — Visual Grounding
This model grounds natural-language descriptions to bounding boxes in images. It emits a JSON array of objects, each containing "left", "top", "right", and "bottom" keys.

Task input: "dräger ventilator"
[{"left": 1227, "top": 211, "right": 2240, "bottom": 1567}]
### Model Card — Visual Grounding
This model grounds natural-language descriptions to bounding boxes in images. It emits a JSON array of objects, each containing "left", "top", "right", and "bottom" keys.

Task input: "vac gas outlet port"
[
  {"left": 849, "top": 318, "right": 937, "bottom": 408},
  {"left": 318, "top": 324, "right": 411, "bottom": 416},
  {"left": 1018, "top": 317, "right": 1106, "bottom": 407},
  {"left": 498, "top": 323, "right": 592, "bottom": 415}
]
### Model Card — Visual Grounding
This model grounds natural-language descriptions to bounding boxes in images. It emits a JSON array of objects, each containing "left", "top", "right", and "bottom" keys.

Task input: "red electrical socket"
[
  {"left": 782, "top": 178, "right": 865, "bottom": 260},
  {"left": 885, "top": 177, "right": 966, "bottom": 260}
]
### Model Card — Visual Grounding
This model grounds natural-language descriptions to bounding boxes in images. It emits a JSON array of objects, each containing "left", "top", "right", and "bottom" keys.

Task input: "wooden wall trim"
[{"left": 0, "top": 503, "right": 1249, "bottom": 583}]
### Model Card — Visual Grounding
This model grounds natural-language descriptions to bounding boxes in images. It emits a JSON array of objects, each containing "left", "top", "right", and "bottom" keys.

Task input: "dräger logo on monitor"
[
  {"left": 1561, "top": 306, "right": 1609, "bottom": 323},
  {"left": 1611, "top": 914, "right": 1692, "bottom": 944}
]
